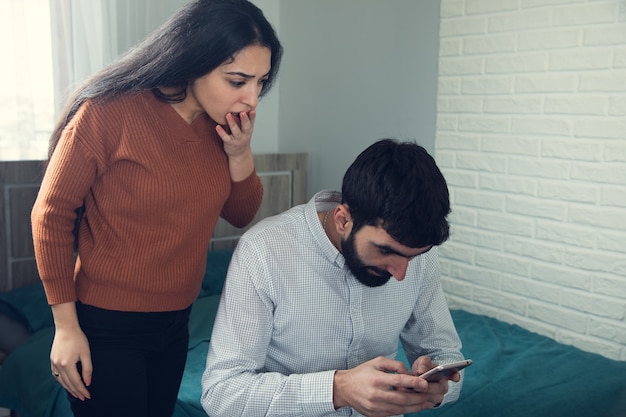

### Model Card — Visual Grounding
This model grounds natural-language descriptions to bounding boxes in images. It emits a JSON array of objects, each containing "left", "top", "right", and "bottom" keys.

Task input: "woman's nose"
[{"left": 242, "top": 84, "right": 261, "bottom": 108}]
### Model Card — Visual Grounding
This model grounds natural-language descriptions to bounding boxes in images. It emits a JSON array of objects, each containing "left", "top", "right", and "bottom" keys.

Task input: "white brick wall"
[{"left": 436, "top": 0, "right": 626, "bottom": 361}]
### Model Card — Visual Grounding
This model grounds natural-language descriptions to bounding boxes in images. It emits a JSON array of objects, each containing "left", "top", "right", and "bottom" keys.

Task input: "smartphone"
[{"left": 418, "top": 359, "right": 473, "bottom": 382}]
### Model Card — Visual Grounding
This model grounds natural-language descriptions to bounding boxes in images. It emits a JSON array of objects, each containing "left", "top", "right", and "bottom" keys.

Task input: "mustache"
[
  {"left": 354, "top": 266, "right": 392, "bottom": 288},
  {"left": 364, "top": 266, "right": 391, "bottom": 280}
]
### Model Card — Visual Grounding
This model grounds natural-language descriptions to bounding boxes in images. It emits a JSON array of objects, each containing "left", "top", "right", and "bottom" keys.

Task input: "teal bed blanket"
[
  {"left": 1, "top": 250, "right": 625, "bottom": 417},
  {"left": 415, "top": 311, "right": 626, "bottom": 417}
]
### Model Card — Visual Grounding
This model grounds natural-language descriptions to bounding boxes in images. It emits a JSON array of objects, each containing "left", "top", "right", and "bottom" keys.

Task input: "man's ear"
[{"left": 335, "top": 204, "right": 352, "bottom": 233}]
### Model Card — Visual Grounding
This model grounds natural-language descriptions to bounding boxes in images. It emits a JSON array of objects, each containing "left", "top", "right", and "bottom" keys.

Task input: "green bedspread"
[
  {"left": 413, "top": 310, "right": 626, "bottom": 417},
  {"left": 1, "top": 248, "right": 625, "bottom": 417},
  {"left": 4, "top": 304, "right": 624, "bottom": 417}
]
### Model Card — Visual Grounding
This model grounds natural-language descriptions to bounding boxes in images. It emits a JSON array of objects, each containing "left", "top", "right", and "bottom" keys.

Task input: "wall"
[
  {"left": 435, "top": 0, "right": 626, "bottom": 360},
  {"left": 2, "top": 0, "right": 441, "bottom": 191},
  {"left": 277, "top": 0, "right": 441, "bottom": 195},
  {"left": 110, "top": 0, "right": 441, "bottom": 178},
  {"left": 249, "top": 0, "right": 281, "bottom": 154}
]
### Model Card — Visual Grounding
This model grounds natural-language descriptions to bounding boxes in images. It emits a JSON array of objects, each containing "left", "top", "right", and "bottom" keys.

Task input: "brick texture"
[{"left": 436, "top": 0, "right": 626, "bottom": 360}]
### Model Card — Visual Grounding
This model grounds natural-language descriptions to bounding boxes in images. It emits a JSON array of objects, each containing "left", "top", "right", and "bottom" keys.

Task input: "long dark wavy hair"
[
  {"left": 48, "top": 0, "right": 282, "bottom": 160},
  {"left": 342, "top": 139, "right": 451, "bottom": 248}
]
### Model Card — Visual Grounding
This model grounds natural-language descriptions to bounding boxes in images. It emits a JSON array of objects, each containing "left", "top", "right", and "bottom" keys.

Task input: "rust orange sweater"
[{"left": 31, "top": 91, "right": 263, "bottom": 312}]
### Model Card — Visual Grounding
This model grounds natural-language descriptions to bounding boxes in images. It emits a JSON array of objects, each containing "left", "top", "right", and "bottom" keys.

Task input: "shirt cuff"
[
  {"left": 299, "top": 370, "right": 338, "bottom": 415},
  {"left": 440, "top": 377, "right": 462, "bottom": 406}
]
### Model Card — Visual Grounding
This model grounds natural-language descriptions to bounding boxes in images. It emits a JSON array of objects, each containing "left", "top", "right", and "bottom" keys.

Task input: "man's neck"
[{"left": 319, "top": 208, "right": 341, "bottom": 251}]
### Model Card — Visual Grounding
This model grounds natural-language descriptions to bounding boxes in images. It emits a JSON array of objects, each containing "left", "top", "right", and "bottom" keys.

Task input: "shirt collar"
[{"left": 306, "top": 190, "right": 345, "bottom": 267}]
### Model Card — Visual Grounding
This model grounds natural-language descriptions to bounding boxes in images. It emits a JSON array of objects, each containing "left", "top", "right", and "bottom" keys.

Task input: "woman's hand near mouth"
[{"left": 216, "top": 110, "right": 256, "bottom": 181}]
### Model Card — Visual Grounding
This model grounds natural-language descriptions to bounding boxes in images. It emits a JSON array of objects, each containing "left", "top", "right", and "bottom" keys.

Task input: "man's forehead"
[{"left": 357, "top": 225, "right": 432, "bottom": 257}]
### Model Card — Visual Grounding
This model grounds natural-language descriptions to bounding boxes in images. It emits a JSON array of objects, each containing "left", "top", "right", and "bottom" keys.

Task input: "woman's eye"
[{"left": 229, "top": 80, "right": 245, "bottom": 87}]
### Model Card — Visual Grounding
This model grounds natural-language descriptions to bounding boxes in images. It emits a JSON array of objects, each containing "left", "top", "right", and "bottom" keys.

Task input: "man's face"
[{"left": 340, "top": 225, "right": 432, "bottom": 288}]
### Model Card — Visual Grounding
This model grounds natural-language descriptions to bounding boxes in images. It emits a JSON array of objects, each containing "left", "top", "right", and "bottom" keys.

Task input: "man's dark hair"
[{"left": 341, "top": 139, "right": 450, "bottom": 248}]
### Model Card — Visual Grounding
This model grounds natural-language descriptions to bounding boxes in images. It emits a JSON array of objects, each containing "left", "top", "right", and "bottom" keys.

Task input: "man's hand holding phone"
[
  {"left": 406, "top": 356, "right": 472, "bottom": 408},
  {"left": 331, "top": 356, "right": 472, "bottom": 416},
  {"left": 333, "top": 356, "right": 445, "bottom": 417}
]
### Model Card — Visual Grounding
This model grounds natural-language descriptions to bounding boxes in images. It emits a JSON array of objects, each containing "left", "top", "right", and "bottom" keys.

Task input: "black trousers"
[{"left": 68, "top": 301, "right": 191, "bottom": 417}]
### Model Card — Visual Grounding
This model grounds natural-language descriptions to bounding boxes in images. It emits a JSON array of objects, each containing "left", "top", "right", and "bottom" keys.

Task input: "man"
[{"left": 201, "top": 139, "right": 465, "bottom": 417}]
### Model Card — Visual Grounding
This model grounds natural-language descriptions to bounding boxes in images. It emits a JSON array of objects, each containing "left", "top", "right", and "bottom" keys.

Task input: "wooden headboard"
[{"left": 0, "top": 153, "right": 308, "bottom": 292}]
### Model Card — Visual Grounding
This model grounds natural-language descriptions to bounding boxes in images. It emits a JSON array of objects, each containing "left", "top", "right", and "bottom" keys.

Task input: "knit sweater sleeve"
[
  {"left": 31, "top": 122, "right": 103, "bottom": 305},
  {"left": 221, "top": 170, "right": 264, "bottom": 228}
]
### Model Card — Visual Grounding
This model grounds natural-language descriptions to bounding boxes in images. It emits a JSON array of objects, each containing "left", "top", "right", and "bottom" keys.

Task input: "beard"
[{"left": 341, "top": 231, "right": 392, "bottom": 288}]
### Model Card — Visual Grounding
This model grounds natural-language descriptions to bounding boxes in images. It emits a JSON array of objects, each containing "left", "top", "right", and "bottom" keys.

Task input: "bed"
[
  {"left": 2, "top": 154, "right": 626, "bottom": 417},
  {"left": 2, "top": 252, "right": 626, "bottom": 417}
]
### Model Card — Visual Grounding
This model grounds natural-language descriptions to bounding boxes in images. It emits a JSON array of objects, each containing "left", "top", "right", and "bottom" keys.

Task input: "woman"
[{"left": 30, "top": 1, "right": 282, "bottom": 416}]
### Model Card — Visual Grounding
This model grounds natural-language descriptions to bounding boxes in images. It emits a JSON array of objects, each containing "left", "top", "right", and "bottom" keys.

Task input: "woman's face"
[{"left": 184, "top": 45, "right": 271, "bottom": 125}]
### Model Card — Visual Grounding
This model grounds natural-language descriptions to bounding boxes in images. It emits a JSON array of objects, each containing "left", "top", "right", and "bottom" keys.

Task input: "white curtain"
[
  {"left": 0, "top": 0, "right": 184, "bottom": 160},
  {"left": 50, "top": 0, "right": 187, "bottom": 113},
  {"left": 50, "top": 0, "right": 119, "bottom": 114},
  {"left": 0, "top": 0, "right": 54, "bottom": 160}
]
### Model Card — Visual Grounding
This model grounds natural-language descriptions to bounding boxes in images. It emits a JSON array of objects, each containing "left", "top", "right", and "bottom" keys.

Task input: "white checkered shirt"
[{"left": 201, "top": 191, "right": 464, "bottom": 417}]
